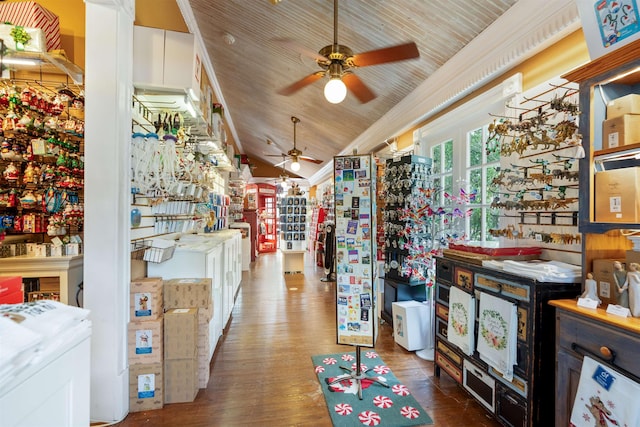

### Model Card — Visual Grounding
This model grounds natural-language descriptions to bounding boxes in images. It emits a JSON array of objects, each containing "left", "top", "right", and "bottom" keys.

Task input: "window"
[
  {"left": 430, "top": 139, "right": 453, "bottom": 241},
  {"left": 466, "top": 126, "right": 500, "bottom": 244}
]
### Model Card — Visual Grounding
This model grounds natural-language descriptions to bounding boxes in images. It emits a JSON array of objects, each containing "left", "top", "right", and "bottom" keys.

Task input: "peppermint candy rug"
[{"left": 312, "top": 351, "right": 433, "bottom": 426}]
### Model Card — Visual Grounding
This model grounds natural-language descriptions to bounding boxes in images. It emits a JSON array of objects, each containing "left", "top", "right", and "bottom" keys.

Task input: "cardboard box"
[
  {"left": 39, "top": 277, "right": 59, "bottom": 292},
  {"left": 164, "top": 278, "right": 213, "bottom": 320},
  {"left": 595, "top": 167, "right": 640, "bottom": 222},
  {"left": 129, "top": 363, "right": 163, "bottom": 412},
  {"left": 626, "top": 250, "right": 640, "bottom": 268},
  {"left": 603, "top": 114, "right": 640, "bottom": 150},
  {"left": 128, "top": 318, "right": 164, "bottom": 365},
  {"left": 164, "top": 358, "right": 198, "bottom": 403},
  {"left": 0, "top": 289, "right": 24, "bottom": 304},
  {"left": 196, "top": 315, "right": 211, "bottom": 389},
  {"left": 164, "top": 308, "right": 198, "bottom": 360},
  {"left": 591, "top": 258, "right": 625, "bottom": 306},
  {"left": 392, "top": 300, "right": 429, "bottom": 351},
  {"left": 607, "top": 94, "right": 640, "bottom": 119},
  {"left": 198, "top": 364, "right": 210, "bottom": 390},
  {"left": 0, "top": 276, "right": 23, "bottom": 303},
  {"left": 130, "top": 277, "right": 163, "bottom": 321},
  {"left": 0, "top": 2, "right": 61, "bottom": 51}
]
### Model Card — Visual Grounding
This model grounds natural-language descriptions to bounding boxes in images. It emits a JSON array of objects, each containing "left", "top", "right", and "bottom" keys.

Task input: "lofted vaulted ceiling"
[{"left": 171, "top": 0, "right": 580, "bottom": 184}]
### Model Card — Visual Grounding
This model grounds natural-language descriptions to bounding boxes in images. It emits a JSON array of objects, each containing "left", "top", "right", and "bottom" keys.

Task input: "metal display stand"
[
  {"left": 332, "top": 154, "right": 379, "bottom": 399},
  {"left": 327, "top": 345, "right": 389, "bottom": 400}
]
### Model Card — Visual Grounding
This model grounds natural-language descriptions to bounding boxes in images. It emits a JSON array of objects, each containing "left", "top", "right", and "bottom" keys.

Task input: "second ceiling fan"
[
  {"left": 269, "top": 116, "right": 322, "bottom": 171},
  {"left": 277, "top": 0, "right": 420, "bottom": 104}
]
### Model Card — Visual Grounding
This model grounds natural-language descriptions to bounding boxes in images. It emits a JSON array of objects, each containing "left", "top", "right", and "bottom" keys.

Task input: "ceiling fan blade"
[
  {"left": 352, "top": 42, "right": 420, "bottom": 67},
  {"left": 342, "top": 73, "right": 376, "bottom": 104},
  {"left": 274, "top": 159, "right": 291, "bottom": 167},
  {"left": 273, "top": 38, "right": 329, "bottom": 63},
  {"left": 277, "top": 72, "right": 325, "bottom": 96},
  {"left": 299, "top": 156, "right": 323, "bottom": 164}
]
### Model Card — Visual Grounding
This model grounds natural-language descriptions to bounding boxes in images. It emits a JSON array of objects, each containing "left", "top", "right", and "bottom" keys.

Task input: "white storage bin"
[{"left": 392, "top": 300, "right": 428, "bottom": 351}]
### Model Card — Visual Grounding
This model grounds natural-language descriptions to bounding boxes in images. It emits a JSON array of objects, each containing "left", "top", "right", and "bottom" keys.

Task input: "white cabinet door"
[
  {"left": 163, "top": 30, "right": 196, "bottom": 90},
  {"left": 133, "top": 26, "right": 165, "bottom": 88}
]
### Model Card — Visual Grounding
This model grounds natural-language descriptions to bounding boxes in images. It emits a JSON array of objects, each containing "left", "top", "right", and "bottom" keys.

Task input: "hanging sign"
[{"left": 334, "top": 154, "right": 377, "bottom": 347}]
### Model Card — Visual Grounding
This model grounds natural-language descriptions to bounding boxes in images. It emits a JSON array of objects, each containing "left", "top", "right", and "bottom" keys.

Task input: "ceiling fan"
[
  {"left": 267, "top": 116, "right": 322, "bottom": 171},
  {"left": 276, "top": 0, "right": 420, "bottom": 104}
]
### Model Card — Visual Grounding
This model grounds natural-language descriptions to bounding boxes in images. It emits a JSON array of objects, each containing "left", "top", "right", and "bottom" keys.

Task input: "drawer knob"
[{"left": 600, "top": 346, "right": 613, "bottom": 359}]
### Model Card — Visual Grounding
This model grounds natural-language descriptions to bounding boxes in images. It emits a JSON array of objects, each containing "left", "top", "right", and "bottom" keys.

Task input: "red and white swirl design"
[
  {"left": 358, "top": 410, "right": 381, "bottom": 426},
  {"left": 400, "top": 406, "right": 420, "bottom": 419},
  {"left": 341, "top": 354, "right": 355, "bottom": 362},
  {"left": 373, "top": 395, "right": 393, "bottom": 409},
  {"left": 323, "top": 357, "right": 337, "bottom": 365},
  {"left": 392, "top": 384, "right": 410, "bottom": 396},
  {"left": 365, "top": 351, "right": 378, "bottom": 359},
  {"left": 334, "top": 403, "right": 352, "bottom": 416},
  {"left": 372, "top": 365, "right": 389, "bottom": 375},
  {"left": 314, "top": 365, "right": 325, "bottom": 373},
  {"left": 351, "top": 362, "right": 368, "bottom": 372}
]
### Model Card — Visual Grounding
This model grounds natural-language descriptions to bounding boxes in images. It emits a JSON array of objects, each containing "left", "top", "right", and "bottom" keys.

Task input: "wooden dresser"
[
  {"left": 434, "top": 256, "right": 581, "bottom": 426},
  {"left": 549, "top": 299, "right": 640, "bottom": 426}
]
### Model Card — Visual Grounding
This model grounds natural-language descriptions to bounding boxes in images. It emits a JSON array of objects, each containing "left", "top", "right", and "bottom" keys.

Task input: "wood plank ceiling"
[{"left": 186, "top": 0, "right": 518, "bottom": 181}]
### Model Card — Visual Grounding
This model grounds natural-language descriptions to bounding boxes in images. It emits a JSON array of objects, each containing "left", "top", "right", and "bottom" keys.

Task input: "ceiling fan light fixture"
[
  {"left": 324, "top": 77, "right": 347, "bottom": 104},
  {"left": 290, "top": 155, "right": 301, "bottom": 171}
]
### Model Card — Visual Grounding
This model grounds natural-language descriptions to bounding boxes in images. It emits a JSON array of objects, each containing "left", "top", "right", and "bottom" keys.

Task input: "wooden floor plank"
[{"left": 115, "top": 252, "right": 500, "bottom": 426}]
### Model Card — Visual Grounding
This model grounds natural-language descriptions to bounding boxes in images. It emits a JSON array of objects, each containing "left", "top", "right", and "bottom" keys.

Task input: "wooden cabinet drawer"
[
  {"left": 435, "top": 315, "right": 448, "bottom": 340},
  {"left": 436, "top": 257, "right": 453, "bottom": 284},
  {"left": 436, "top": 351, "right": 462, "bottom": 384},
  {"left": 436, "top": 338, "right": 463, "bottom": 368},
  {"left": 475, "top": 273, "right": 530, "bottom": 303},
  {"left": 557, "top": 311, "right": 640, "bottom": 378},
  {"left": 435, "top": 302, "right": 448, "bottom": 320},
  {"left": 496, "top": 384, "right": 526, "bottom": 427},
  {"left": 454, "top": 266, "right": 474, "bottom": 292},
  {"left": 436, "top": 282, "right": 450, "bottom": 305}
]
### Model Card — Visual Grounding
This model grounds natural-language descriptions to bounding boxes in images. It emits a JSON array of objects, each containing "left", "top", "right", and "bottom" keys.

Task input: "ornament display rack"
[
  {"left": 0, "top": 80, "right": 85, "bottom": 253},
  {"left": 130, "top": 94, "right": 235, "bottom": 259}
]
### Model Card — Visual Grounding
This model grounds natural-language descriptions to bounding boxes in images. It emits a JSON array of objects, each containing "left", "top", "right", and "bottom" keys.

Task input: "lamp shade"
[
  {"left": 290, "top": 157, "right": 301, "bottom": 171},
  {"left": 324, "top": 78, "right": 347, "bottom": 104}
]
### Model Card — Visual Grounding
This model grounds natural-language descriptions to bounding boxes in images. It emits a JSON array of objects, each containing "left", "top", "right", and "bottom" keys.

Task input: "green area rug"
[{"left": 312, "top": 350, "right": 433, "bottom": 426}]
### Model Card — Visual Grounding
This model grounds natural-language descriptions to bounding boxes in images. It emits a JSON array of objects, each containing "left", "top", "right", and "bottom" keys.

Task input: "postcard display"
[
  {"left": 334, "top": 155, "right": 378, "bottom": 347},
  {"left": 279, "top": 196, "right": 307, "bottom": 250}
]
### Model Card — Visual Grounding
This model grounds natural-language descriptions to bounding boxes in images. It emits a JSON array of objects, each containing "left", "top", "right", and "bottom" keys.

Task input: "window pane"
[
  {"left": 469, "top": 169, "right": 482, "bottom": 204},
  {"left": 432, "top": 145, "right": 441, "bottom": 174},
  {"left": 486, "top": 166, "right": 499, "bottom": 202},
  {"left": 469, "top": 208, "right": 482, "bottom": 241},
  {"left": 486, "top": 208, "right": 500, "bottom": 242},
  {"left": 486, "top": 133, "right": 501, "bottom": 163},
  {"left": 444, "top": 175, "right": 453, "bottom": 206},
  {"left": 469, "top": 128, "right": 483, "bottom": 167},
  {"left": 444, "top": 140, "right": 453, "bottom": 173}
]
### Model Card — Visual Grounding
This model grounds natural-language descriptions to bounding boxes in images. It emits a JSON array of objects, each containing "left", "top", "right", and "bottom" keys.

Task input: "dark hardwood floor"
[{"left": 116, "top": 252, "right": 500, "bottom": 427}]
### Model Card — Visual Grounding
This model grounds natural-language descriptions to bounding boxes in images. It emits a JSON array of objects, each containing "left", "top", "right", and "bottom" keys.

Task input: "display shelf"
[
  {"left": 279, "top": 196, "right": 307, "bottom": 250},
  {"left": 561, "top": 40, "right": 640, "bottom": 261},
  {"left": 4, "top": 50, "right": 84, "bottom": 84}
]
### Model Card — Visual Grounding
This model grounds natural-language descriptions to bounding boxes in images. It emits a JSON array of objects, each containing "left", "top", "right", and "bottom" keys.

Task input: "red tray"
[{"left": 448, "top": 244, "right": 541, "bottom": 256}]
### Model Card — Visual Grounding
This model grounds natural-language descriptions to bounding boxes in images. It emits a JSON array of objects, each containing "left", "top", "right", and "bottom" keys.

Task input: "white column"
[{"left": 84, "top": 0, "right": 134, "bottom": 422}]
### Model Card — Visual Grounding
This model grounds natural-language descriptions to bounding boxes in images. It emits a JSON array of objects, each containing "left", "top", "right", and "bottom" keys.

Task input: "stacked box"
[
  {"left": 197, "top": 311, "right": 212, "bottom": 388},
  {"left": 0, "top": 276, "right": 23, "bottom": 304},
  {"left": 595, "top": 167, "right": 640, "bottom": 222},
  {"left": 128, "top": 277, "right": 165, "bottom": 411},
  {"left": 607, "top": 94, "right": 640, "bottom": 119},
  {"left": 0, "top": 2, "right": 61, "bottom": 51},
  {"left": 164, "top": 278, "right": 212, "bottom": 319},
  {"left": 130, "top": 277, "right": 163, "bottom": 321},
  {"left": 602, "top": 114, "right": 640, "bottom": 150},
  {"left": 129, "top": 363, "right": 163, "bottom": 412},
  {"left": 164, "top": 278, "right": 213, "bottom": 388},
  {"left": 591, "top": 259, "right": 625, "bottom": 306},
  {"left": 164, "top": 308, "right": 198, "bottom": 403},
  {"left": 128, "top": 318, "right": 163, "bottom": 364}
]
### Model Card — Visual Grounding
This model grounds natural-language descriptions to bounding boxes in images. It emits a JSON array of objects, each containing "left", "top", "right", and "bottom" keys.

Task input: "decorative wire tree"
[{"left": 394, "top": 182, "right": 475, "bottom": 359}]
